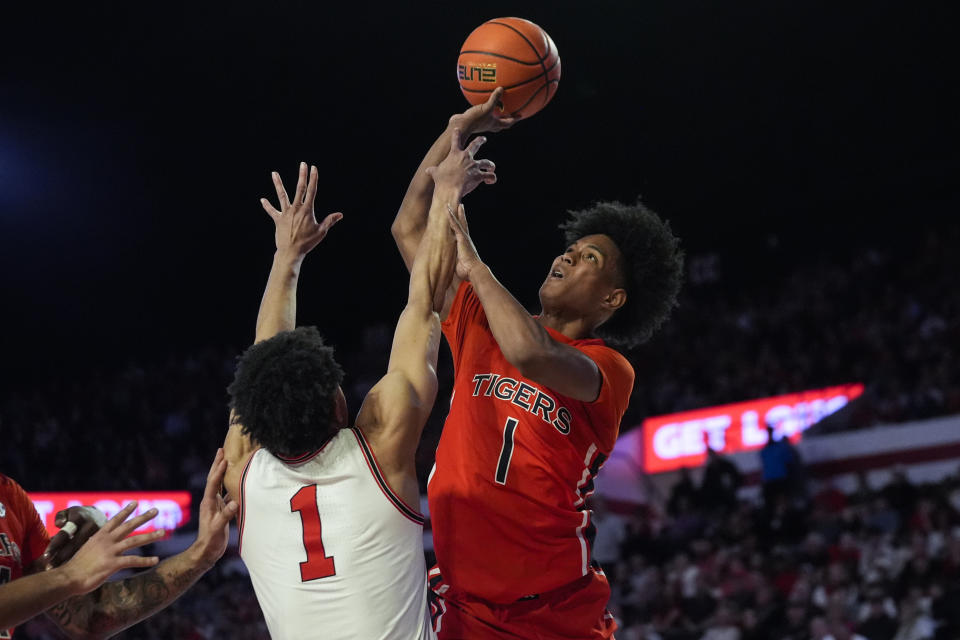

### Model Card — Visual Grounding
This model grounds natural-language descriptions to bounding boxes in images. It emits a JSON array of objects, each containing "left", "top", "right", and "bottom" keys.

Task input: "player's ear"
[
  {"left": 333, "top": 386, "right": 348, "bottom": 428},
  {"left": 603, "top": 288, "right": 626, "bottom": 311}
]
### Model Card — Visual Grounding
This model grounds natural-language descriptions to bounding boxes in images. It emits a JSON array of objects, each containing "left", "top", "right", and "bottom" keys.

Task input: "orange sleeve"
[
  {"left": 13, "top": 481, "right": 50, "bottom": 567},
  {"left": 441, "top": 281, "right": 486, "bottom": 369},
  {"left": 576, "top": 344, "right": 635, "bottom": 449}
]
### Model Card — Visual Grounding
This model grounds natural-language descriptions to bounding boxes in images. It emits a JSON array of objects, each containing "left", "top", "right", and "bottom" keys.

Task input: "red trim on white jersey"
[
  {"left": 237, "top": 449, "right": 259, "bottom": 555},
  {"left": 350, "top": 427, "right": 425, "bottom": 525}
]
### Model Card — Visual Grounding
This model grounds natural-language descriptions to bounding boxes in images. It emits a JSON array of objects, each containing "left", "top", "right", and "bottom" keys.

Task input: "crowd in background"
[
  {"left": 5, "top": 225, "right": 960, "bottom": 638},
  {"left": 602, "top": 456, "right": 960, "bottom": 640}
]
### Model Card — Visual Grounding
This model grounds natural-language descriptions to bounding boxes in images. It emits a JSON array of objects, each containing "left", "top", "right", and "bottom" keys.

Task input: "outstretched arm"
[
  {"left": 359, "top": 131, "right": 493, "bottom": 504},
  {"left": 255, "top": 162, "right": 342, "bottom": 343},
  {"left": 0, "top": 504, "right": 160, "bottom": 633},
  {"left": 45, "top": 450, "right": 237, "bottom": 640},
  {"left": 446, "top": 206, "right": 602, "bottom": 402},
  {"left": 391, "top": 89, "right": 512, "bottom": 311}
]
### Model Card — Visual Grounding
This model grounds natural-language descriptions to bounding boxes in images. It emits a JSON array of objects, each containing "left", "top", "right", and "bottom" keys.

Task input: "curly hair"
[
  {"left": 227, "top": 326, "right": 345, "bottom": 457},
  {"left": 559, "top": 199, "right": 684, "bottom": 349}
]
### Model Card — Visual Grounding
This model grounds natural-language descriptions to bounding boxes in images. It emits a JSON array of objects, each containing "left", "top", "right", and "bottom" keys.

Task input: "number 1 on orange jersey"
[{"left": 495, "top": 417, "right": 519, "bottom": 485}]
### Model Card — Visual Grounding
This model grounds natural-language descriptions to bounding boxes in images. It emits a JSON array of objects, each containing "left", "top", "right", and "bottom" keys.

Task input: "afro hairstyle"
[
  {"left": 227, "top": 326, "right": 345, "bottom": 457},
  {"left": 559, "top": 199, "right": 684, "bottom": 349}
]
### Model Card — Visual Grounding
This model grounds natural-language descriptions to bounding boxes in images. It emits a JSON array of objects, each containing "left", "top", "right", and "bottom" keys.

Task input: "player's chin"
[{"left": 538, "top": 277, "right": 563, "bottom": 302}]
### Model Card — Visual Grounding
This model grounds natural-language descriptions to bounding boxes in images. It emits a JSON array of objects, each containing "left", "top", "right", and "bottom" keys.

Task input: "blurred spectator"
[
  {"left": 700, "top": 445, "right": 742, "bottom": 514},
  {"left": 856, "top": 584, "right": 898, "bottom": 640},
  {"left": 669, "top": 467, "right": 700, "bottom": 517},
  {"left": 759, "top": 425, "right": 802, "bottom": 513}
]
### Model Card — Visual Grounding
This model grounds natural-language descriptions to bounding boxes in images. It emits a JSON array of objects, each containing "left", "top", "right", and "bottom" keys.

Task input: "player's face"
[{"left": 538, "top": 233, "right": 625, "bottom": 315}]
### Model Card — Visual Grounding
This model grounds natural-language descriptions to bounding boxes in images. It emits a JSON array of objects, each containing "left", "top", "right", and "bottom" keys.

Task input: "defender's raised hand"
[
  {"left": 261, "top": 162, "right": 342, "bottom": 258},
  {"left": 425, "top": 128, "right": 497, "bottom": 199},
  {"left": 59, "top": 502, "right": 163, "bottom": 596},
  {"left": 188, "top": 448, "right": 239, "bottom": 568}
]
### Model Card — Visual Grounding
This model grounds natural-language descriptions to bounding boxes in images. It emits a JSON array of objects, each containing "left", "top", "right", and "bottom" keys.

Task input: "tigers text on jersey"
[
  {"left": 239, "top": 427, "right": 434, "bottom": 640},
  {"left": 428, "top": 282, "right": 634, "bottom": 603},
  {"left": 0, "top": 474, "right": 51, "bottom": 639}
]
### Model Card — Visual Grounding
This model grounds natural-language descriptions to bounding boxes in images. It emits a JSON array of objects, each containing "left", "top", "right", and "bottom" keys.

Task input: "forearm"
[
  {"left": 392, "top": 122, "right": 461, "bottom": 270},
  {"left": 409, "top": 186, "right": 460, "bottom": 313},
  {"left": 467, "top": 264, "right": 555, "bottom": 368},
  {"left": 0, "top": 568, "right": 79, "bottom": 631},
  {"left": 254, "top": 251, "right": 303, "bottom": 343},
  {"left": 46, "top": 545, "right": 211, "bottom": 640}
]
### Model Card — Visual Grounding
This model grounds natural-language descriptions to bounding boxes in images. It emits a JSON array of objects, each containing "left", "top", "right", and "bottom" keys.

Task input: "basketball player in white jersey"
[{"left": 222, "top": 140, "right": 492, "bottom": 639}]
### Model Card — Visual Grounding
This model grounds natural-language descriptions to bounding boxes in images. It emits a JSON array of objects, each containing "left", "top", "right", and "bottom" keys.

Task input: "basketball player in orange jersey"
[
  {"left": 222, "top": 146, "right": 492, "bottom": 639},
  {"left": 391, "top": 88, "right": 684, "bottom": 639}
]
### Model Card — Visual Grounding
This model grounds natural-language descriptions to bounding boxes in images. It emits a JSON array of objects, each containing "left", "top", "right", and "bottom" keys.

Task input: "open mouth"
[{"left": 550, "top": 270, "right": 564, "bottom": 279}]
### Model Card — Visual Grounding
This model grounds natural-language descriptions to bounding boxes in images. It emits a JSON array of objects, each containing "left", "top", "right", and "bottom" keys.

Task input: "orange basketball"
[{"left": 457, "top": 17, "right": 561, "bottom": 120}]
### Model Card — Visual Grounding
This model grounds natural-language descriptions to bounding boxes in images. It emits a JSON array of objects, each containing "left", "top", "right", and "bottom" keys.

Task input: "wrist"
[
  {"left": 185, "top": 541, "right": 218, "bottom": 572},
  {"left": 57, "top": 562, "right": 88, "bottom": 597},
  {"left": 466, "top": 260, "right": 489, "bottom": 283},
  {"left": 273, "top": 250, "right": 305, "bottom": 273},
  {"left": 433, "top": 186, "right": 463, "bottom": 207},
  {"left": 447, "top": 115, "right": 474, "bottom": 138}
]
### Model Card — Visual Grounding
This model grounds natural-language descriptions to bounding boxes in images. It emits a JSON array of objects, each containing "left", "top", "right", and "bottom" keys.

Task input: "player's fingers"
[
  {"left": 261, "top": 198, "right": 281, "bottom": 219},
  {"left": 465, "top": 136, "right": 487, "bottom": 159},
  {"left": 44, "top": 531, "right": 70, "bottom": 566},
  {"left": 50, "top": 517, "right": 102, "bottom": 567},
  {"left": 203, "top": 451, "right": 228, "bottom": 503},
  {"left": 117, "top": 555, "right": 161, "bottom": 571},
  {"left": 476, "top": 159, "right": 496, "bottom": 173},
  {"left": 305, "top": 165, "right": 319, "bottom": 205},
  {"left": 119, "top": 529, "right": 166, "bottom": 552},
  {"left": 55, "top": 509, "right": 69, "bottom": 529},
  {"left": 272, "top": 172, "right": 290, "bottom": 210},
  {"left": 113, "top": 508, "right": 159, "bottom": 539},
  {"left": 103, "top": 502, "right": 139, "bottom": 533},
  {"left": 318, "top": 212, "right": 343, "bottom": 235},
  {"left": 293, "top": 161, "right": 308, "bottom": 204},
  {"left": 484, "top": 87, "right": 504, "bottom": 112},
  {"left": 445, "top": 204, "right": 466, "bottom": 237},
  {"left": 450, "top": 128, "right": 462, "bottom": 153},
  {"left": 216, "top": 500, "right": 240, "bottom": 526},
  {"left": 75, "top": 518, "right": 100, "bottom": 547},
  {"left": 482, "top": 172, "right": 498, "bottom": 185}
]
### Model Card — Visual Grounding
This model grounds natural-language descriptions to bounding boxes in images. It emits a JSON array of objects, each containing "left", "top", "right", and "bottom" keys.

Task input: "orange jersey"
[
  {"left": 0, "top": 474, "right": 51, "bottom": 639},
  {"left": 428, "top": 282, "right": 634, "bottom": 604}
]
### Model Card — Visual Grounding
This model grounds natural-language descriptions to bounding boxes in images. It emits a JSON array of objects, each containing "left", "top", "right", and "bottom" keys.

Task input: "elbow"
[
  {"left": 390, "top": 219, "right": 404, "bottom": 241},
  {"left": 504, "top": 346, "right": 551, "bottom": 380},
  {"left": 391, "top": 217, "right": 420, "bottom": 243}
]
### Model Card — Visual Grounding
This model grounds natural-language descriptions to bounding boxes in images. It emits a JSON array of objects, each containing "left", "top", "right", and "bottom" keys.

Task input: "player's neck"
[{"left": 536, "top": 311, "right": 595, "bottom": 341}]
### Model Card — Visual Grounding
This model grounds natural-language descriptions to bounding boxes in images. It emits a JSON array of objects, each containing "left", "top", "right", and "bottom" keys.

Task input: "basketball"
[{"left": 457, "top": 17, "right": 561, "bottom": 120}]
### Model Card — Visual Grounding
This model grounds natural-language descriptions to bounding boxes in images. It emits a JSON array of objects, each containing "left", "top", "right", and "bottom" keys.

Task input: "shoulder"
[
  {"left": 358, "top": 371, "right": 426, "bottom": 428},
  {"left": 0, "top": 473, "right": 32, "bottom": 507},
  {"left": 354, "top": 372, "right": 424, "bottom": 466},
  {"left": 573, "top": 341, "right": 634, "bottom": 400}
]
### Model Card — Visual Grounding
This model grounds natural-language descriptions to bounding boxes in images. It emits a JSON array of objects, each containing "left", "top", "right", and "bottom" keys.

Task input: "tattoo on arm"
[{"left": 46, "top": 556, "right": 205, "bottom": 639}]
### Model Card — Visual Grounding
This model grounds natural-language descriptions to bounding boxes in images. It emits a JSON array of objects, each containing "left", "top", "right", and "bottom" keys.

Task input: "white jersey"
[{"left": 238, "top": 426, "right": 434, "bottom": 640}]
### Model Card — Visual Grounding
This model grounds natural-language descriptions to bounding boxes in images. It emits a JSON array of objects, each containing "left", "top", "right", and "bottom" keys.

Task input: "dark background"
[{"left": 1, "top": 0, "right": 955, "bottom": 389}]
